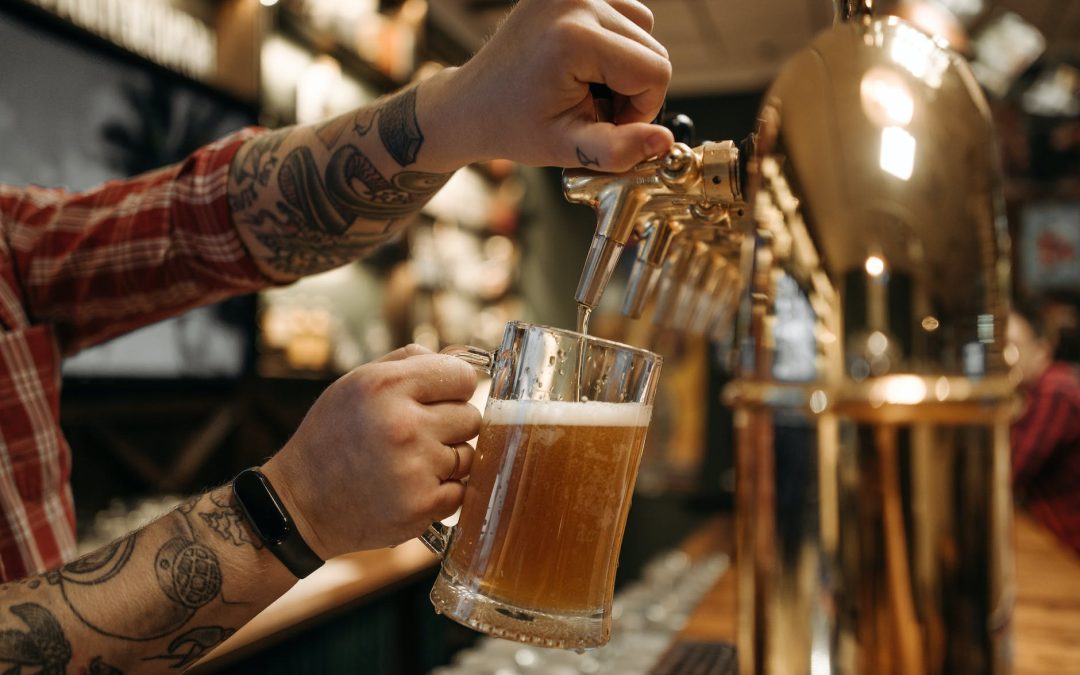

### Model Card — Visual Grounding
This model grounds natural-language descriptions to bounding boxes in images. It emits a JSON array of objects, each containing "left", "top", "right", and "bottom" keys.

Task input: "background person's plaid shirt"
[
  {"left": 0, "top": 128, "right": 270, "bottom": 580},
  {"left": 1012, "top": 361, "right": 1080, "bottom": 555}
]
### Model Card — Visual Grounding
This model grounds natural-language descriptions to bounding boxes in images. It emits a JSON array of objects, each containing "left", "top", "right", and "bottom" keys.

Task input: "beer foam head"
[{"left": 483, "top": 399, "right": 652, "bottom": 427}]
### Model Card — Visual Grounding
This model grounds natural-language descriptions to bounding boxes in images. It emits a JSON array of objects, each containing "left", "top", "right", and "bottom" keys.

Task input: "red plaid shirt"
[
  {"left": 1011, "top": 361, "right": 1080, "bottom": 555},
  {"left": 0, "top": 128, "right": 270, "bottom": 580}
]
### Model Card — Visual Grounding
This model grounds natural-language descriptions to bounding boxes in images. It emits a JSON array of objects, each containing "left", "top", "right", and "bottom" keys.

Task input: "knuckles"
[
  {"left": 346, "top": 363, "right": 400, "bottom": 400},
  {"left": 377, "top": 404, "right": 420, "bottom": 447},
  {"left": 399, "top": 342, "right": 431, "bottom": 358},
  {"left": 463, "top": 406, "right": 483, "bottom": 439},
  {"left": 443, "top": 357, "right": 480, "bottom": 399},
  {"left": 634, "top": 2, "right": 655, "bottom": 32},
  {"left": 545, "top": 10, "right": 602, "bottom": 54}
]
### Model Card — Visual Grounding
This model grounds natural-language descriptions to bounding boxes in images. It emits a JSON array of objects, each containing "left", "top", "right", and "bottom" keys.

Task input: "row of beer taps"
[{"left": 563, "top": 112, "right": 755, "bottom": 346}]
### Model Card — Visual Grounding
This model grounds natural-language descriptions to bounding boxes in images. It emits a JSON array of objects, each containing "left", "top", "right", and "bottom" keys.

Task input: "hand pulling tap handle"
[
  {"left": 566, "top": 106, "right": 747, "bottom": 315},
  {"left": 565, "top": 103, "right": 686, "bottom": 312},
  {"left": 569, "top": 83, "right": 624, "bottom": 313}
]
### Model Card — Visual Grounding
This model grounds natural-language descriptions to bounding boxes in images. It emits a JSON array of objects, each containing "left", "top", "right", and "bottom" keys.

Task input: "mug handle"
[{"left": 419, "top": 344, "right": 496, "bottom": 557}]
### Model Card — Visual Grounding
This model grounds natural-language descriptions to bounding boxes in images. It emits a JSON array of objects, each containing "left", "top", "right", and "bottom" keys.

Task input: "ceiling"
[{"left": 428, "top": 0, "right": 1080, "bottom": 97}]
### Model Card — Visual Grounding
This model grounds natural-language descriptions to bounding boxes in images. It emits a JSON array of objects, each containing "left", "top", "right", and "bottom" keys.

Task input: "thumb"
[
  {"left": 375, "top": 343, "right": 433, "bottom": 362},
  {"left": 566, "top": 121, "right": 673, "bottom": 173}
]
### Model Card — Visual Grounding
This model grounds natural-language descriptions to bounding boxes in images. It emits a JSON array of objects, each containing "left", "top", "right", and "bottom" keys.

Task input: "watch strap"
[{"left": 232, "top": 467, "right": 324, "bottom": 579}]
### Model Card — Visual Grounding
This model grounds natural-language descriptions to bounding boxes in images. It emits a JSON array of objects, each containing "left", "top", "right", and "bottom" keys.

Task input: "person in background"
[
  {"left": 1043, "top": 291, "right": 1080, "bottom": 367},
  {"left": 1007, "top": 305, "right": 1080, "bottom": 554},
  {"left": 0, "top": 0, "right": 674, "bottom": 671}
]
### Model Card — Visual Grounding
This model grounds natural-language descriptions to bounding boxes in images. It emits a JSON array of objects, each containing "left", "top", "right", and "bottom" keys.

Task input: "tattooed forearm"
[
  {"left": 276, "top": 145, "right": 448, "bottom": 232},
  {"left": 143, "top": 625, "right": 236, "bottom": 669},
  {"left": 48, "top": 506, "right": 231, "bottom": 642},
  {"left": 379, "top": 87, "right": 424, "bottom": 166},
  {"left": 230, "top": 84, "right": 454, "bottom": 279},
  {"left": 0, "top": 603, "right": 72, "bottom": 674},
  {"left": 0, "top": 487, "right": 292, "bottom": 673},
  {"left": 228, "top": 127, "right": 289, "bottom": 213}
]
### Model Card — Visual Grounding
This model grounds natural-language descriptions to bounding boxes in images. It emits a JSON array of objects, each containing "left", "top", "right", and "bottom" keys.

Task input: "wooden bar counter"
[
  {"left": 668, "top": 512, "right": 1080, "bottom": 674},
  {"left": 192, "top": 510, "right": 1078, "bottom": 673},
  {"left": 192, "top": 539, "right": 440, "bottom": 672}
]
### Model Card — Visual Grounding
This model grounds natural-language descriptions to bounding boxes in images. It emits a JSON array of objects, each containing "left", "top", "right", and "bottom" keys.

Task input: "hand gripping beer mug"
[{"left": 421, "top": 321, "right": 662, "bottom": 649}]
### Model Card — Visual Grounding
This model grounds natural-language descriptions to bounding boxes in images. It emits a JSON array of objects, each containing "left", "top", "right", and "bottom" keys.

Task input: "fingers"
[
  {"left": 428, "top": 481, "right": 466, "bottom": 521},
  {"left": 591, "top": 36, "right": 671, "bottom": 125},
  {"left": 421, "top": 399, "right": 479, "bottom": 481},
  {"left": 563, "top": 2, "right": 670, "bottom": 125},
  {"left": 438, "top": 441, "right": 475, "bottom": 482},
  {"left": 607, "top": 0, "right": 656, "bottom": 34},
  {"left": 410, "top": 441, "right": 472, "bottom": 531},
  {"left": 423, "top": 400, "right": 482, "bottom": 444},
  {"left": 566, "top": 120, "right": 674, "bottom": 173},
  {"left": 385, "top": 353, "right": 479, "bottom": 403},
  {"left": 558, "top": 26, "right": 670, "bottom": 170},
  {"left": 597, "top": 0, "right": 667, "bottom": 60},
  {"left": 441, "top": 443, "right": 463, "bottom": 482},
  {"left": 412, "top": 354, "right": 479, "bottom": 403}
]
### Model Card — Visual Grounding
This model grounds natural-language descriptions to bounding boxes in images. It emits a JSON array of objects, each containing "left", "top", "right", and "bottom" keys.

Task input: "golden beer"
[
  {"left": 445, "top": 399, "right": 651, "bottom": 617},
  {"left": 424, "top": 321, "right": 662, "bottom": 648}
]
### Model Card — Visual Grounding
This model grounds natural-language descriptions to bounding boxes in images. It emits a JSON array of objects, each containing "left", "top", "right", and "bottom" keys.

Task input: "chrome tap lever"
[
  {"left": 671, "top": 240, "right": 712, "bottom": 331},
  {"left": 621, "top": 196, "right": 732, "bottom": 319},
  {"left": 564, "top": 141, "right": 699, "bottom": 312},
  {"left": 650, "top": 237, "right": 693, "bottom": 330},
  {"left": 687, "top": 253, "right": 729, "bottom": 335},
  {"left": 564, "top": 165, "right": 662, "bottom": 313},
  {"left": 623, "top": 216, "right": 683, "bottom": 319},
  {"left": 565, "top": 132, "right": 747, "bottom": 315}
]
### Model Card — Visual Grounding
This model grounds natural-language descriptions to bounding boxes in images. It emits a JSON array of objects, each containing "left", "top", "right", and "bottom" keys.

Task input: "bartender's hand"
[
  {"left": 422, "top": 0, "right": 674, "bottom": 172},
  {"left": 230, "top": 0, "right": 673, "bottom": 282},
  {"left": 262, "top": 344, "right": 481, "bottom": 558}
]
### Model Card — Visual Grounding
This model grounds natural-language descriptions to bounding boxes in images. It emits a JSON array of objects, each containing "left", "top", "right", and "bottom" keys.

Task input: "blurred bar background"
[{"left": 0, "top": 0, "right": 1076, "bottom": 672}]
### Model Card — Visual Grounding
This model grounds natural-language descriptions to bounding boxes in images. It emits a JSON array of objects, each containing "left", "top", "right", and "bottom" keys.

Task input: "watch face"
[{"left": 234, "top": 470, "right": 289, "bottom": 544}]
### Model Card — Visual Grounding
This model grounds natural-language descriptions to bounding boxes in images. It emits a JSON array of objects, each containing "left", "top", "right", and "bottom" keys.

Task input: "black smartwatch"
[{"left": 232, "top": 467, "right": 324, "bottom": 579}]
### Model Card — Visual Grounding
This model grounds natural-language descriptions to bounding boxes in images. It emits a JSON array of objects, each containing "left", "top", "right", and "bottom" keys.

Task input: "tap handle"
[
  {"left": 738, "top": 132, "right": 757, "bottom": 201},
  {"left": 662, "top": 112, "right": 696, "bottom": 146},
  {"left": 589, "top": 83, "right": 615, "bottom": 123}
]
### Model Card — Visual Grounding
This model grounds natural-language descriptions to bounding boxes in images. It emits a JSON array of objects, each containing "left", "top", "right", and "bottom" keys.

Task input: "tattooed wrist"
[{"left": 199, "top": 489, "right": 263, "bottom": 550}]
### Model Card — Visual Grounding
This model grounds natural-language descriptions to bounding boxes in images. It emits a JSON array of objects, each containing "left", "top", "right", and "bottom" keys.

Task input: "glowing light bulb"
[{"left": 865, "top": 255, "right": 886, "bottom": 277}]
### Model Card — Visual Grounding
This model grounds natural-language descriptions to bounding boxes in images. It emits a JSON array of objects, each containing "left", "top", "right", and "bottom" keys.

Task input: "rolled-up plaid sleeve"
[{"left": 0, "top": 127, "right": 276, "bottom": 355}]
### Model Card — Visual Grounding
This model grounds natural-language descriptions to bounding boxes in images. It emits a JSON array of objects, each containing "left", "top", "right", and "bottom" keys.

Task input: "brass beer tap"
[{"left": 564, "top": 139, "right": 748, "bottom": 326}]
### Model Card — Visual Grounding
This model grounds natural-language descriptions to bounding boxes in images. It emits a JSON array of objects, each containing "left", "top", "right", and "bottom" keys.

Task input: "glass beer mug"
[{"left": 421, "top": 321, "right": 663, "bottom": 649}]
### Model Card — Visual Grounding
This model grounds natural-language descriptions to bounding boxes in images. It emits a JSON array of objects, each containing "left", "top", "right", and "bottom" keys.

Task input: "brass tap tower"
[{"left": 565, "top": 2, "right": 1016, "bottom": 673}]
